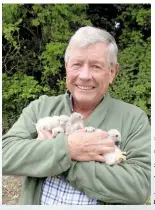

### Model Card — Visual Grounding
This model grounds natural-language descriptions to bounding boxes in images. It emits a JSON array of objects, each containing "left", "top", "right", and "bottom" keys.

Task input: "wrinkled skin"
[{"left": 37, "top": 128, "right": 115, "bottom": 162}]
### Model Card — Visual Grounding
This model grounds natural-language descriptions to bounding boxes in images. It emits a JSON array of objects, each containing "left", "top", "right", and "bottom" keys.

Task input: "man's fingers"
[
  {"left": 39, "top": 128, "right": 52, "bottom": 134},
  {"left": 51, "top": 133, "right": 56, "bottom": 138},
  {"left": 91, "top": 130, "right": 108, "bottom": 140},
  {"left": 100, "top": 146, "right": 115, "bottom": 154},
  {"left": 94, "top": 155, "right": 105, "bottom": 162},
  {"left": 37, "top": 128, "right": 53, "bottom": 139},
  {"left": 74, "top": 128, "right": 85, "bottom": 133},
  {"left": 95, "top": 128, "right": 104, "bottom": 132},
  {"left": 91, "top": 138, "right": 115, "bottom": 147},
  {"left": 101, "top": 138, "right": 115, "bottom": 146},
  {"left": 37, "top": 130, "right": 45, "bottom": 140},
  {"left": 95, "top": 129, "right": 108, "bottom": 136}
]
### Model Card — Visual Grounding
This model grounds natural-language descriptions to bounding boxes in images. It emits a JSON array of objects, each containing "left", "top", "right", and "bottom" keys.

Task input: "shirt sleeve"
[
  {"left": 2, "top": 96, "right": 72, "bottom": 178},
  {"left": 66, "top": 112, "right": 151, "bottom": 204}
]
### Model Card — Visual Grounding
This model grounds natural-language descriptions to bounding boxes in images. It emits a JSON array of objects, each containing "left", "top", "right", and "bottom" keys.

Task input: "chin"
[{"left": 75, "top": 94, "right": 97, "bottom": 105}]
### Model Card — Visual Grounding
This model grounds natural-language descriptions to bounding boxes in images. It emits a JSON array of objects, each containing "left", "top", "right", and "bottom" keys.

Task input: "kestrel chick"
[
  {"left": 65, "top": 112, "right": 84, "bottom": 135},
  {"left": 36, "top": 116, "right": 60, "bottom": 132}
]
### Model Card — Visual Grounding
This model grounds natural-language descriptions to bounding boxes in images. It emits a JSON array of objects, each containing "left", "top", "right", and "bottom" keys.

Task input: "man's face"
[{"left": 65, "top": 42, "right": 118, "bottom": 106}]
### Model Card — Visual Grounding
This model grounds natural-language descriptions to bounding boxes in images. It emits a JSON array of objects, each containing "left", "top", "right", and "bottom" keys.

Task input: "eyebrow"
[
  {"left": 70, "top": 58, "right": 104, "bottom": 64},
  {"left": 89, "top": 60, "right": 105, "bottom": 66},
  {"left": 69, "top": 57, "right": 84, "bottom": 63}
]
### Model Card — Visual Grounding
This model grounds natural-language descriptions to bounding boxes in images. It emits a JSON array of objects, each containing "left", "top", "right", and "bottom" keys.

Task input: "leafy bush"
[
  {"left": 2, "top": 4, "right": 151, "bottom": 133},
  {"left": 2, "top": 73, "right": 50, "bottom": 133}
]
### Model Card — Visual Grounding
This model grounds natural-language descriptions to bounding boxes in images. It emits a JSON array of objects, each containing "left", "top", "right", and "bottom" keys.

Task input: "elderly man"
[{"left": 2, "top": 26, "right": 150, "bottom": 205}]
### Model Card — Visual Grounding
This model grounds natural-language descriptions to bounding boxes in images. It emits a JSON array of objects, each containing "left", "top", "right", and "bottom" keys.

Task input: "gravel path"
[{"left": 2, "top": 176, "right": 22, "bottom": 205}]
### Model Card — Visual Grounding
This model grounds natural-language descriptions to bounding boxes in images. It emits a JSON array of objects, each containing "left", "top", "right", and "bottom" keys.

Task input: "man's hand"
[
  {"left": 37, "top": 128, "right": 115, "bottom": 162},
  {"left": 67, "top": 130, "right": 115, "bottom": 162},
  {"left": 37, "top": 128, "right": 54, "bottom": 140}
]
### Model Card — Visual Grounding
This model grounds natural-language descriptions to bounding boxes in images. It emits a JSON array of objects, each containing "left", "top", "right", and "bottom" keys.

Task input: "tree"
[
  {"left": 109, "top": 4, "right": 151, "bottom": 118},
  {"left": 2, "top": 4, "right": 151, "bottom": 133},
  {"left": 2, "top": 4, "right": 92, "bottom": 133}
]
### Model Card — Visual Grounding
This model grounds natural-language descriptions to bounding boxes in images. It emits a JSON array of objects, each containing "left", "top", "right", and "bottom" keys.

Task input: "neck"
[
  {"left": 68, "top": 92, "right": 105, "bottom": 119},
  {"left": 73, "top": 106, "right": 94, "bottom": 120},
  {"left": 72, "top": 99, "right": 101, "bottom": 120}
]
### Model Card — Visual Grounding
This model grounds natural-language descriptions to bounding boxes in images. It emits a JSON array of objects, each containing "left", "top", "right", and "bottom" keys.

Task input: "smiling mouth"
[{"left": 76, "top": 85, "right": 94, "bottom": 90}]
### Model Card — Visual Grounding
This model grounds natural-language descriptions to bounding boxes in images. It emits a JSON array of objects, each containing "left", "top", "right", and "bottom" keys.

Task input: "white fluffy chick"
[
  {"left": 59, "top": 115, "right": 70, "bottom": 128},
  {"left": 70, "top": 112, "right": 83, "bottom": 123},
  {"left": 84, "top": 126, "right": 96, "bottom": 132},
  {"left": 65, "top": 112, "right": 84, "bottom": 135},
  {"left": 36, "top": 116, "right": 60, "bottom": 133},
  {"left": 104, "top": 129, "right": 126, "bottom": 165},
  {"left": 52, "top": 127, "right": 64, "bottom": 138},
  {"left": 107, "top": 129, "right": 121, "bottom": 148},
  {"left": 36, "top": 114, "right": 70, "bottom": 138},
  {"left": 84, "top": 127, "right": 126, "bottom": 165}
]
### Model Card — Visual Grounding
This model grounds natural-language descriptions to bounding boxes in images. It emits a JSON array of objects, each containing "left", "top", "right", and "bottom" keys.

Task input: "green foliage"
[
  {"left": 2, "top": 73, "right": 50, "bottom": 133},
  {"left": 2, "top": 4, "right": 23, "bottom": 49},
  {"left": 86, "top": 4, "right": 150, "bottom": 119},
  {"left": 3, "top": 73, "right": 47, "bottom": 104},
  {"left": 2, "top": 4, "right": 92, "bottom": 132},
  {"left": 110, "top": 41, "right": 150, "bottom": 117},
  {"left": 109, "top": 4, "right": 151, "bottom": 119},
  {"left": 2, "top": 4, "right": 151, "bottom": 133},
  {"left": 36, "top": 4, "right": 91, "bottom": 89},
  {"left": 118, "top": 4, "right": 150, "bottom": 48}
]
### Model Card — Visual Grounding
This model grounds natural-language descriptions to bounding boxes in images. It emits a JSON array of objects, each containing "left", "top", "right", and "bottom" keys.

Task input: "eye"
[
  {"left": 92, "top": 65, "right": 101, "bottom": 69},
  {"left": 71, "top": 63, "right": 82, "bottom": 70}
]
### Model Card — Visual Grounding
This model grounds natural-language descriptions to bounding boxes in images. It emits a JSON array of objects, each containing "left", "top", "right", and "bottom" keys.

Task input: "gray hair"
[{"left": 64, "top": 26, "right": 118, "bottom": 67}]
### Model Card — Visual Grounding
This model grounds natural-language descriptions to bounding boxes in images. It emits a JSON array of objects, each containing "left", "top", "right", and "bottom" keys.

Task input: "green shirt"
[{"left": 2, "top": 93, "right": 151, "bottom": 205}]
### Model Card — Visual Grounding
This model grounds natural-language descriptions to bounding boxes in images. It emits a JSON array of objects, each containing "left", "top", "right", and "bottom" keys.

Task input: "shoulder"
[
  {"left": 110, "top": 97, "right": 146, "bottom": 117},
  {"left": 108, "top": 96, "right": 150, "bottom": 130},
  {"left": 38, "top": 94, "right": 65, "bottom": 103},
  {"left": 41, "top": 94, "right": 66, "bottom": 104},
  {"left": 29, "top": 94, "right": 66, "bottom": 107},
  {"left": 108, "top": 97, "right": 150, "bottom": 148},
  {"left": 24, "top": 94, "right": 67, "bottom": 118}
]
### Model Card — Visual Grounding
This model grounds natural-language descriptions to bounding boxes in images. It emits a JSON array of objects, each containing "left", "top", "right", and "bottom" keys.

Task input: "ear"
[
  {"left": 109, "top": 63, "right": 119, "bottom": 84},
  {"left": 65, "top": 62, "right": 68, "bottom": 69},
  {"left": 65, "top": 62, "right": 69, "bottom": 77}
]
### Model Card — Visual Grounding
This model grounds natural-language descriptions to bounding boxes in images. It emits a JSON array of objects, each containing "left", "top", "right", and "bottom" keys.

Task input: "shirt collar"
[{"left": 65, "top": 89, "right": 106, "bottom": 113}]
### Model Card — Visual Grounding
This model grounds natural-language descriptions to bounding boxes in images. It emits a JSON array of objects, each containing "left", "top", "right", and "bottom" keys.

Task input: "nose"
[{"left": 78, "top": 65, "right": 92, "bottom": 80}]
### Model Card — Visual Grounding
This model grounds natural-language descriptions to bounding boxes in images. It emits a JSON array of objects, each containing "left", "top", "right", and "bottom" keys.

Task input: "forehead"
[{"left": 68, "top": 42, "right": 109, "bottom": 63}]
